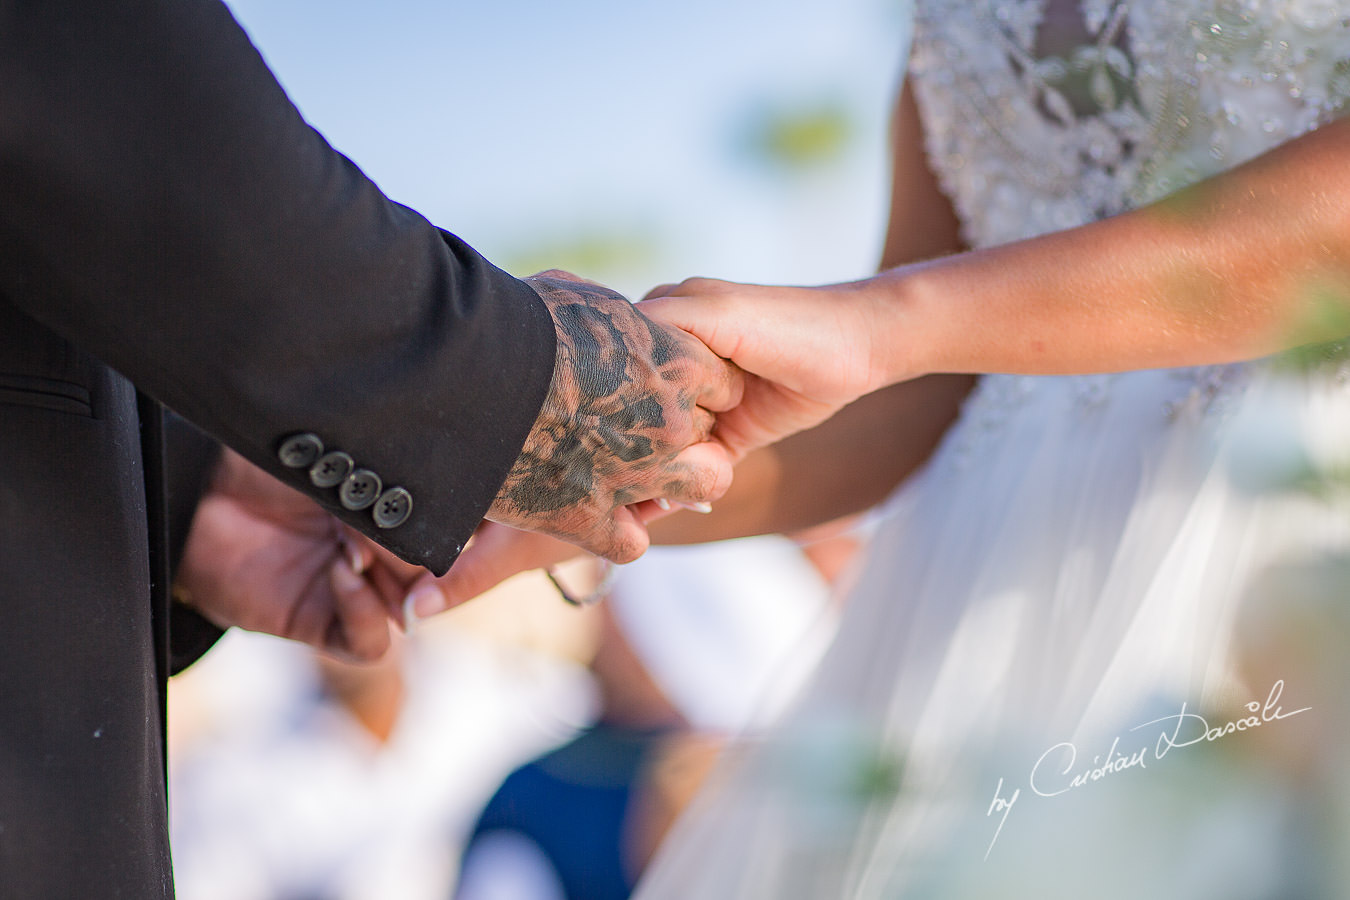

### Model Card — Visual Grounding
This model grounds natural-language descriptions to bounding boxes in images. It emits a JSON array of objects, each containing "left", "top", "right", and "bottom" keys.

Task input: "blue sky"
[{"left": 222, "top": 0, "right": 911, "bottom": 297}]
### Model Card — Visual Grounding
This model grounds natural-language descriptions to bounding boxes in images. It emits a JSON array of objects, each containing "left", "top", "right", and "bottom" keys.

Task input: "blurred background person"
[
  {"left": 171, "top": 531, "right": 856, "bottom": 900},
  {"left": 453, "top": 530, "right": 854, "bottom": 900}
]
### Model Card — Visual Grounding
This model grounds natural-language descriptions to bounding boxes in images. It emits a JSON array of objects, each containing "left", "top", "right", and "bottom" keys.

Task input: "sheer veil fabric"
[{"left": 634, "top": 2, "right": 1350, "bottom": 897}]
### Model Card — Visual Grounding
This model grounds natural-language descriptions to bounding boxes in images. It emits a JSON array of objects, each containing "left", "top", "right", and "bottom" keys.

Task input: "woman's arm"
[
  {"left": 650, "top": 80, "right": 974, "bottom": 542},
  {"left": 874, "top": 115, "right": 1350, "bottom": 381},
  {"left": 645, "top": 115, "right": 1350, "bottom": 454}
]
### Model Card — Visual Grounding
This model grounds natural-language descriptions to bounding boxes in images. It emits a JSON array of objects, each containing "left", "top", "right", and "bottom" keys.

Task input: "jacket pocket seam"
[{"left": 0, "top": 374, "right": 93, "bottom": 417}]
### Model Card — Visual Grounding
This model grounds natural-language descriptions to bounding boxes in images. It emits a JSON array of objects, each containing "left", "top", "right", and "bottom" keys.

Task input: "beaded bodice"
[
  {"left": 907, "top": 0, "right": 1350, "bottom": 435},
  {"left": 910, "top": 0, "right": 1350, "bottom": 250}
]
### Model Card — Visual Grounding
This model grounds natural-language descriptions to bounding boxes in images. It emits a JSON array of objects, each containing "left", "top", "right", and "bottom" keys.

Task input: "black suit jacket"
[{"left": 0, "top": 1, "right": 556, "bottom": 895}]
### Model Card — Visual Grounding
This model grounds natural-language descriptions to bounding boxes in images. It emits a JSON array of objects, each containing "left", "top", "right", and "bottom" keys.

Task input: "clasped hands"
[{"left": 178, "top": 270, "right": 888, "bottom": 661}]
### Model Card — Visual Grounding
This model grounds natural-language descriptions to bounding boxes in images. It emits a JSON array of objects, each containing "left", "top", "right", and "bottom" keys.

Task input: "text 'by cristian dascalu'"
[{"left": 983, "top": 680, "right": 1310, "bottom": 859}]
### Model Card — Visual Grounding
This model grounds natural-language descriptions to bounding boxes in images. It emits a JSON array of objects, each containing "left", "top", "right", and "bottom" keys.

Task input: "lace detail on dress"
[
  {"left": 950, "top": 375, "right": 1040, "bottom": 469},
  {"left": 1162, "top": 364, "right": 1255, "bottom": 422},
  {"left": 909, "top": 0, "right": 1350, "bottom": 422},
  {"left": 911, "top": 0, "right": 1350, "bottom": 246}
]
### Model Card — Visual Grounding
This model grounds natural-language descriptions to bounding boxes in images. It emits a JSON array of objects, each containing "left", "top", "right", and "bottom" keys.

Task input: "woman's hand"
[{"left": 640, "top": 277, "right": 892, "bottom": 459}]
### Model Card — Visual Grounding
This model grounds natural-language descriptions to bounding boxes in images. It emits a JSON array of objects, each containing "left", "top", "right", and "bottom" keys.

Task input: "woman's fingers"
[
  {"left": 642, "top": 282, "right": 678, "bottom": 301},
  {"left": 639, "top": 279, "right": 739, "bottom": 360}
]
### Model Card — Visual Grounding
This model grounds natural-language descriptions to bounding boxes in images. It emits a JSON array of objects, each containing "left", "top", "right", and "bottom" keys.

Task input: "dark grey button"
[
  {"left": 309, "top": 451, "right": 354, "bottom": 488},
  {"left": 372, "top": 487, "right": 413, "bottom": 529},
  {"left": 339, "top": 468, "right": 382, "bottom": 511},
  {"left": 278, "top": 433, "right": 323, "bottom": 469}
]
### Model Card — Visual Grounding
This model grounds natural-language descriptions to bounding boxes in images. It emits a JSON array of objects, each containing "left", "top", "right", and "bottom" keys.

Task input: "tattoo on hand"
[{"left": 495, "top": 276, "right": 703, "bottom": 535}]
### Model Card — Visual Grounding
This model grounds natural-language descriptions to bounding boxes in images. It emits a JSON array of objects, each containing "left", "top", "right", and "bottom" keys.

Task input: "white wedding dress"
[{"left": 634, "top": 2, "right": 1350, "bottom": 898}]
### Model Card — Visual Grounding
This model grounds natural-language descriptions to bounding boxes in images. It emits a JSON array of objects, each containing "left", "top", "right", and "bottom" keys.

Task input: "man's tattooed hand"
[{"left": 488, "top": 271, "right": 743, "bottom": 562}]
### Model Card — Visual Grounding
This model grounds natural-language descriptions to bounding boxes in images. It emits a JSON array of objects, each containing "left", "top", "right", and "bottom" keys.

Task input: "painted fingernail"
[
  {"left": 331, "top": 557, "right": 364, "bottom": 593},
  {"left": 654, "top": 497, "right": 672, "bottom": 511},
  {"left": 679, "top": 501, "right": 713, "bottom": 514},
  {"left": 401, "top": 594, "right": 420, "bottom": 635},
  {"left": 404, "top": 584, "right": 445, "bottom": 630},
  {"left": 345, "top": 541, "right": 366, "bottom": 576}
]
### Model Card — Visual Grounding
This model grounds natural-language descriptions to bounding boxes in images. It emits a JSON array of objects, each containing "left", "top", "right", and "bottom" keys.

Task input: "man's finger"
[
  {"left": 692, "top": 351, "right": 745, "bottom": 414},
  {"left": 366, "top": 560, "right": 411, "bottom": 623},
  {"left": 690, "top": 404, "right": 717, "bottom": 444},
  {"left": 652, "top": 441, "right": 735, "bottom": 506},
  {"left": 328, "top": 557, "right": 392, "bottom": 661},
  {"left": 586, "top": 505, "right": 650, "bottom": 564},
  {"left": 341, "top": 526, "right": 422, "bottom": 584}
]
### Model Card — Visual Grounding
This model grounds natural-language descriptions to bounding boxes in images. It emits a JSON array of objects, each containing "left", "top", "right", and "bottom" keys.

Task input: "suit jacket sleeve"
[
  {"left": 0, "top": 0, "right": 557, "bottom": 574},
  {"left": 161, "top": 413, "right": 226, "bottom": 674}
]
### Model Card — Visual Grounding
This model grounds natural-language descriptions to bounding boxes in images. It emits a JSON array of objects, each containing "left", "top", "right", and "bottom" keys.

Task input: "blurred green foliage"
[
  {"left": 1274, "top": 278, "right": 1350, "bottom": 375},
  {"left": 734, "top": 96, "right": 856, "bottom": 175},
  {"left": 498, "top": 226, "right": 663, "bottom": 291}
]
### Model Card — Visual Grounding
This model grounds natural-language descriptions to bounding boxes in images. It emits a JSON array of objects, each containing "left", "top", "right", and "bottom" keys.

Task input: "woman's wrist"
[{"left": 849, "top": 262, "right": 954, "bottom": 387}]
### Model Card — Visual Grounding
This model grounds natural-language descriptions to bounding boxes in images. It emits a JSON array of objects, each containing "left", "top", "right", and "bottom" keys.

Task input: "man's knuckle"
[
  {"left": 659, "top": 409, "right": 698, "bottom": 446},
  {"left": 708, "top": 462, "right": 734, "bottom": 500},
  {"left": 612, "top": 532, "right": 646, "bottom": 564},
  {"left": 656, "top": 427, "right": 690, "bottom": 455},
  {"left": 677, "top": 465, "right": 716, "bottom": 501}
]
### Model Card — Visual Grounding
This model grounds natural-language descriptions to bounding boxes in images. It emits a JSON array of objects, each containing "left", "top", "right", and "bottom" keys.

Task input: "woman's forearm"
[{"left": 869, "top": 116, "right": 1350, "bottom": 381}]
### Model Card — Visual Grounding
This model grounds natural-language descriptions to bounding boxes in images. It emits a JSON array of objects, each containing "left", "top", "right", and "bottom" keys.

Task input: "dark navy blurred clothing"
[{"left": 463, "top": 725, "right": 669, "bottom": 900}]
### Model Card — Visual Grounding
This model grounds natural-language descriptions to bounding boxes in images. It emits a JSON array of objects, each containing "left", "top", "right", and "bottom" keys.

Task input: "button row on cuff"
[{"left": 277, "top": 433, "right": 413, "bottom": 529}]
